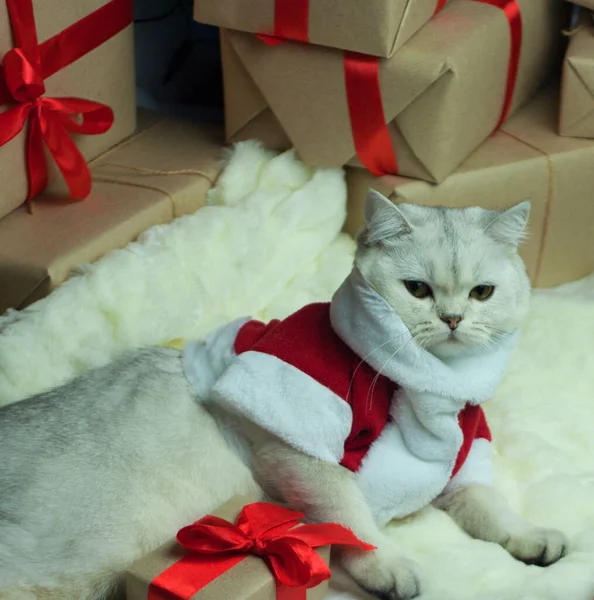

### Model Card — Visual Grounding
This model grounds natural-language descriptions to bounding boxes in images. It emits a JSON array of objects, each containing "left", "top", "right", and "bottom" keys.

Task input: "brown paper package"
[
  {"left": 0, "top": 0, "right": 137, "bottom": 220},
  {"left": 0, "top": 112, "right": 225, "bottom": 315},
  {"left": 196, "top": 0, "right": 451, "bottom": 58},
  {"left": 345, "top": 86, "right": 594, "bottom": 289},
  {"left": 560, "top": 24, "right": 594, "bottom": 139},
  {"left": 220, "top": 0, "right": 562, "bottom": 185},
  {"left": 126, "top": 496, "right": 330, "bottom": 600},
  {"left": 570, "top": 0, "right": 594, "bottom": 9}
]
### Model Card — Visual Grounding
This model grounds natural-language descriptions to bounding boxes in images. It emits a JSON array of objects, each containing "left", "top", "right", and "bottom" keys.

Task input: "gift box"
[
  {"left": 560, "top": 23, "right": 594, "bottom": 138},
  {"left": 195, "top": 0, "right": 452, "bottom": 58},
  {"left": 220, "top": 0, "right": 562, "bottom": 185},
  {"left": 0, "top": 111, "right": 225, "bottom": 315},
  {"left": 126, "top": 496, "right": 373, "bottom": 600},
  {"left": 345, "top": 86, "right": 594, "bottom": 289},
  {"left": 0, "top": 0, "right": 137, "bottom": 219}
]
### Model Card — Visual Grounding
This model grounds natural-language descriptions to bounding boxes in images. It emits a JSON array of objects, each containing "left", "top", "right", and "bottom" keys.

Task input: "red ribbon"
[
  {"left": 0, "top": 0, "right": 133, "bottom": 202},
  {"left": 473, "top": 0, "right": 522, "bottom": 128},
  {"left": 274, "top": 0, "right": 309, "bottom": 43},
  {"left": 434, "top": 0, "right": 449, "bottom": 13},
  {"left": 344, "top": 52, "right": 398, "bottom": 177},
  {"left": 343, "top": 0, "right": 522, "bottom": 176},
  {"left": 148, "top": 502, "right": 374, "bottom": 600}
]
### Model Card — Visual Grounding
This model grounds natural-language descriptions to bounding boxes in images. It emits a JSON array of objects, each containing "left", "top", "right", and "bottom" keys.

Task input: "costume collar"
[{"left": 329, "top": 268, "right": 518, "bottom": 405}]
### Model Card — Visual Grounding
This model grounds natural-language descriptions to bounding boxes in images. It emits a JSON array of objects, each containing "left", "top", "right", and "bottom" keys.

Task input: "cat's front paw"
[
  {"left": 340, "top": 547, "right": 421, "bottom": 600},
  {"left": 505, "top": 527, "right": 569, "bottom": 566}
]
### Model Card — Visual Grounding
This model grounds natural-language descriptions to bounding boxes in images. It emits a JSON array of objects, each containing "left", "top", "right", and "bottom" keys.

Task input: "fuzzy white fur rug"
[{"left": 0, "top": 143, "right": 593, "bottom": 600}]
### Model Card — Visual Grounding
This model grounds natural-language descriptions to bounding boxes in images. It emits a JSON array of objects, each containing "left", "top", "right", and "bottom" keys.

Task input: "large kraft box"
[
  {"left": 0, "top": 112, "right": 224, "bottom": 315},
  {"left": 560, "top": 23, "right": 594, "bottom": 139},
  {"left": 345, "top": 87, "right": 594, "bottom": 289},
  {"left": 0, "top": 0, "right": 137, "bottom": 219},
  {"left": 126, "top": 496, "right": 331, "bottom": 600},
  {"left": 221, "top": 0, "right": 562, "bottom": 184},
  {"left": 196, "top": 0, "right": 451, "bottom": 58}
]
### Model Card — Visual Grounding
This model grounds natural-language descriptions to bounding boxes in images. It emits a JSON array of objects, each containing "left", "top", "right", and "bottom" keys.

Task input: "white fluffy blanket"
[{"left": 0, "top": 143, "right": 593, "bottom": 600}]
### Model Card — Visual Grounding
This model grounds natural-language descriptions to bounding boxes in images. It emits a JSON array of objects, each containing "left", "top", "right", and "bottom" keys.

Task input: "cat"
[{"left": 0, "top": 190, "right": 568, "bottom": 600}]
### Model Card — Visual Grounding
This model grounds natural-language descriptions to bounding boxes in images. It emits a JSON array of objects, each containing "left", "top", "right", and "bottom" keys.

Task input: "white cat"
[{"left": 0, "top": 191, "right": 568, "bottom": 600}]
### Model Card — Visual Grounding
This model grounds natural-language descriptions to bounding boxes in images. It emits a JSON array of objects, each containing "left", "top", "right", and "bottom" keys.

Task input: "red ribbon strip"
[
  {"left": 434, "top": 0, "right": 449, "bottom": 13},
  {"left": 148, "top": 502, "right": 374, "bottom": 600},
  {"left": 474, "top": 0, "right": 522, "bottom": 128},
  {"left": 344, "top": 52, "right": 398, "bottom": 177},
  {"left": 343, "top": 0, "right": 521, "bottom": 176},
  {"left": 0, "top": 0, "right": 133, "bottom": 202},
  {"left": 274, "top": 0, "right": 309, "bottom": 43}
]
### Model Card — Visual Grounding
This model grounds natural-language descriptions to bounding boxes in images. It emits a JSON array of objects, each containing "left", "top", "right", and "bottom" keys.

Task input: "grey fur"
[{"left": 0, "top": 348, "right": 260, "bottom": 599}]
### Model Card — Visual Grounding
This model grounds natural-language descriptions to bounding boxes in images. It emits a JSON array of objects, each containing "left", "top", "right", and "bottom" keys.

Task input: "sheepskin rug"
[{"left": 0, "top": 143, "right": 593, "bottom": 600}]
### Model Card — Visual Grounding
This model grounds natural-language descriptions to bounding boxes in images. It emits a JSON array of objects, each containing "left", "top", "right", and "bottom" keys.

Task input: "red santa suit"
[{"left": 182, "top": 269, "right": 517, "bottom": 525}]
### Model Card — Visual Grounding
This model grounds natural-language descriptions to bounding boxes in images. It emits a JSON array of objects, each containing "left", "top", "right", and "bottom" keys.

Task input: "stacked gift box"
[
  {"left": 195, "top": 0, "right": 594, "bottom": 288},
  {"left": 0, "top": 0, "right": 226, "bottom": 315}
]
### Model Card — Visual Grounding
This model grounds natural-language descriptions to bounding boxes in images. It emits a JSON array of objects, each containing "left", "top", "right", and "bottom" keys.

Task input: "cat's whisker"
[
  {"left": 365, "top": 334, "right": 418, "bottom": 414},
  {"left": 346, "top": 333, "right": 411, "bottom": 404}
]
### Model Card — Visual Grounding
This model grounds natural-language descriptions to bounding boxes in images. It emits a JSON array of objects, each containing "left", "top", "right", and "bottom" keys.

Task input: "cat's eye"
[
  {"left": 470, "top": 285, "right": 495, "bottom": 301},
  {"left": 403, "top": 281, "right": 432, "bottom": 299}
]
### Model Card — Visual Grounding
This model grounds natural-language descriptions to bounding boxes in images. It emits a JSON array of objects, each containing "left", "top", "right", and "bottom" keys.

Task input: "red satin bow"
[
  {"left": 0, "top": 0, "right": 131, "bottom": 203},
  {"left": 148, "top": 503, "right": 375, "bottom": 600}
]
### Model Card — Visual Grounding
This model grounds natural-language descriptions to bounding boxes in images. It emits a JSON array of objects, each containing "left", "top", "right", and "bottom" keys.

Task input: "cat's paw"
[
  {"left": 340, "top": 547, "right": 421, "bottom": 600},
  {"left": 505, "top": 527, "right": 569, "bottom": 567}
]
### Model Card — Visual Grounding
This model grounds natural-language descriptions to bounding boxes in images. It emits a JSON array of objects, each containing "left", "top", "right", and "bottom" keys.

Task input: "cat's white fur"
[{"left": 0, "top": 192, "right": 567, "bottom": 600}]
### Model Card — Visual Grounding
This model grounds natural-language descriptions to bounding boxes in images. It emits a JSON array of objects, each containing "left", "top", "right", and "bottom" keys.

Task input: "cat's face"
[{"left": 355, "top": 191, "right": 531, "bottom": 359}]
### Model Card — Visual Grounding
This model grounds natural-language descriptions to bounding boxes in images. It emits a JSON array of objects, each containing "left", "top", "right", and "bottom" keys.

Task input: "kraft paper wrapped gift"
[
  {"left": 196, "top": 0, "right": 452, "bottom": 58},
  {"left": 126, "top": 496, "right": 361, "bottom": 600},
  {"left": 0, "top": 113, "right": 224, "bottom": 315},
  {"left": 221, "top": 0, "right": 562, "bottom": 185},
  {"left": 0, "top": 0, "right": 137, "bottom": 220},
  {"left": 345, "top": 87, "right": 594, "bottom": 289},
  {"left": 560, "top": 24, "right": 594, "bottom": 138}
]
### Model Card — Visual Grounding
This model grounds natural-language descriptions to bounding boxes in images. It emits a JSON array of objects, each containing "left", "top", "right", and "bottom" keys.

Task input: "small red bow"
[
  {"left": 149, "top": 502, "right": 375, "bottom": 600},
  {"left": 0, "top": 0, "right": 120, "bottom": 203}
]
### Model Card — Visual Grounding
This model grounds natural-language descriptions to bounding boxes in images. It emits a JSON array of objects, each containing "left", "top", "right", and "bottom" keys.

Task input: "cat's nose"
[{"left": 440, "top": 315, "right": 463, "bottom": 330}]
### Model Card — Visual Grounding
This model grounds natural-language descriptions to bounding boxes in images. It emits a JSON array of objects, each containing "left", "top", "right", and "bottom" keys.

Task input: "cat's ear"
[
  {"left": 359, "top": 189, "right": 412, "bottom": 246},
  {"left": 485, "top": 201, "right": 531, "bottom": 248}
]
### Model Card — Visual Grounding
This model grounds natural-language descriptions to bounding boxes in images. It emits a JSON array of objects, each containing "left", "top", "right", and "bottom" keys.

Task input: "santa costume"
[{"left": 182, "top": 269, "right": 517, "bottom": 525}]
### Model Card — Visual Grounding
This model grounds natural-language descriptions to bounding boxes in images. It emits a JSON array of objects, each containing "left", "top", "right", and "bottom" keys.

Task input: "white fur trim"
[
  {"left": 210, "top": 351, "right": 353, "bottom": 463},
  {"left": 443, "top": 438, "right": 494, "bottom": 493},
  {"left": 356, "top": 420, "right": 456, "bottom": 525},
  {"left": 182, "top": 317, "right": 250, "bottom": 399}
]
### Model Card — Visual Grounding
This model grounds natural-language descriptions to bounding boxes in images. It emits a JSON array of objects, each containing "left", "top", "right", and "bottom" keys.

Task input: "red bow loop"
[
  {"left": 2, "top": 47, "right": 45, "bottom": 102},
  {"left": 263, "top": 536, "right": 332, "bottom": 588},
  {"left": 177, "top": 515, "right": 257, "bottom": 555}
]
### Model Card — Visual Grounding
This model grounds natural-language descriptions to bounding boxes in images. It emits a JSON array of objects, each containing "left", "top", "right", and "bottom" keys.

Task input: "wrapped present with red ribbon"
[
  {"left": 0, "top": 0, "right": 136, "bottom": 220},
  {"left": 196, "top": 0, "right": 451, "bottom": 58},
  {"left": 0, "top": 110, "right": 224, "bottom": 315},
  {"left": 126, "top": 497, "right": 374, "bottom": 600},
  {"left": 220, "top": 0, "right": 562, "bottom": 184},
  {"left": 345, "top": 86, "right": 594, "bottom": 289}
]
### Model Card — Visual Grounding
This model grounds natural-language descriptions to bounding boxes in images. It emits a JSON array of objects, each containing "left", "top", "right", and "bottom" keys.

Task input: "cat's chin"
[{"left": 428, "top": 335, "right": 479, "bottom": 360}]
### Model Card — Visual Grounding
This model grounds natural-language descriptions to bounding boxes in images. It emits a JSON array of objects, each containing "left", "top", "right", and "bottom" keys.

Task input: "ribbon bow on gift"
[
  {"left": 0, "top": 0, "right": 131, "bottom": 203},
  {"left": 148, "top": 502, "right": 375, "bottom": 600}
]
